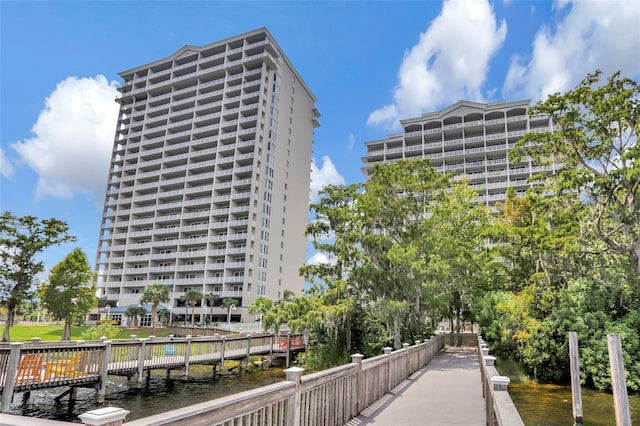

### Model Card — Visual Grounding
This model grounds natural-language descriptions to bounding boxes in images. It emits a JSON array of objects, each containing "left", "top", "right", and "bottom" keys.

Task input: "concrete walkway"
[{"left": 347, "top": 347, "right": 486, "bottom": 426}]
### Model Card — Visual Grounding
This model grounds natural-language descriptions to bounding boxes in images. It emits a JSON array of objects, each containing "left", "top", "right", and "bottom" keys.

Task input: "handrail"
[
  {"left": 0, "top": 332, "right": 306, "bottom": 413},
  {"left": 124, "top": 335, "right": 446, "bottom": 426},
  {"left": 477, "top": 335, "right": 525, "bottom": 425},
  {"left": 3, "top": 335, "right": 448, "bottom": 425}
]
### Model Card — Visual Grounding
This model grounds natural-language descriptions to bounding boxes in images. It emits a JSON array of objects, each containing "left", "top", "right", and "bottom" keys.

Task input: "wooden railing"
[
  {"left": 0, "top": 332, "right": 305, "bottom": 413},
  {"left": 125, "top": 335, "right": 446, "bottom": 426},
  {"left": 477, "top": 335, "right": 524, "bottom": 425},
  {"left": 0, "top": 336, "right": 444, "bottom": 426}
]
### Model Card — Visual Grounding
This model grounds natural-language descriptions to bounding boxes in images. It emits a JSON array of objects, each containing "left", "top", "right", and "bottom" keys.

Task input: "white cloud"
[
  {"left": 306, "top": 251, "right": 336, "bottom": 266},
  {"left": 0, "top": 148, "right": 14, "bottom": 177},
  {"left": 310, "top": 156, "right": 345, "bottom": 203},
  {"left": 11, "top": 75, "right": 119, "bottom": 202},
  {"left": 368, "top": 0, "right": 507, "bottom": 130},
  {"left": 504, "top": 1, "right": 640, "bottom": 101}
]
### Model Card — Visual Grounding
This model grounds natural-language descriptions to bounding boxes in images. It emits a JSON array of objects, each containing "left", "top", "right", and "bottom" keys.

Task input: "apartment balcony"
[
  {"left": 179, "top": 236, "right": 209, "bottom": 245},
  {"left": 175, "top": 264, "right": 206, "bottom": 272},
  {"left": 226, "top": 261, "right": 246, "bottom": 270},
  {"left": 174, "top": 278, "right": 206, "bottom": 286}
]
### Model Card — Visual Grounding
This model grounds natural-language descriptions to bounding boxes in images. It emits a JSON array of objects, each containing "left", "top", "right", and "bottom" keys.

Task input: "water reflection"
[
  {"left": 11, "top": 366, "right": 285, "bottom": 423},
  {"left": 509, "top": 381, "right": 640, "bottom": 425}
]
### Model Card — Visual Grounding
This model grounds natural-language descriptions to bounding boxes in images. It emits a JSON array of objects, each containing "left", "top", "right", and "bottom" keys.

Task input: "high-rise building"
[
  {"left": 362, "top": 100, "right": 555, "bottom": 206},
  {"left": 95, "top": 28, "right": 320, "bottom": 326}
]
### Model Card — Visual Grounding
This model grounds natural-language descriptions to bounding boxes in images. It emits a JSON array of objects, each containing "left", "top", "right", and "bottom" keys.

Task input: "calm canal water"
[
  {"left": 10, "top": 365, "right": 286, "bottom": 423},
  {"left": 509, "top": 381, "right": 640, "bottom": 425},
  {"left": 10, "top": 364, "right": 640, "bottom": 424}
]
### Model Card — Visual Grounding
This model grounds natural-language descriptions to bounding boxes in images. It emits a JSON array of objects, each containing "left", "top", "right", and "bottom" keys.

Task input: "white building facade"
[
  {"left": 362, "top": 100, "right": 554, "bottom": 206},
  {"left": 95, "top": 28, "right": 320, "bottom": 324}
]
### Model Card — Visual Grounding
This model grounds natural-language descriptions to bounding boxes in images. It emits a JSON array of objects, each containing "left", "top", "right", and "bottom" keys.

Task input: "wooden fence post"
[
  {"left": 568, "top": 332, "right": 583, "bottom": 423},
  {"left": 607, "top": 334, "right": 631, "bottom": 426},
  {"left": 1, "top": 342, "right": 22, "bottom": 413},
  {"left": 137, "top": 338, "right": 147, "bottom": 386},
  {"left": 285, "top": 366, "right": 304, "bottom": 426},
  {"left": 351, "top": 353, "right": 364, "bottom": 417},
  {"left": 245, "top": 334, "right": 251, "bottom": 372},
  {"left": 220, "top": 336, "right": 226, "bottom": 371},
  {"left": 383, "top": 347, "right": 392, "bottom": 392},
  {"left": 184, "top": 335, "right": 192, "bottom": 377},
  {"left": 97, "top": 340, "right": 112, "bottom": 403},
  {"left": 79, "top": 407, "right": 129, "bottom": 425}
]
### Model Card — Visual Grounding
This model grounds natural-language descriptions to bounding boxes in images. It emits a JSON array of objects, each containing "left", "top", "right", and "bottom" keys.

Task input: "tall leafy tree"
[
  {"left": 140, "top": 283, "right": 170, "bottom": 334},
  {"left": 0, "top": 212, "right": 75, "bottom": 341},
  {"left": 39, "top": 248, "right": 97, "bottom": 340},
  {"left": 429, "top": 180, "right": 492, "bottom": 333},
  {"left": 301, "top": 183, "right": 364, "bottom": 352},
  {"left": 181, "top": 290, "right": 203, "bottom": 326},
  {"left": 512, "top": 70, "right": 640, "bottom": 278},
  {"left": 355, "top": 159, "right": 488, "bottom": 346}
]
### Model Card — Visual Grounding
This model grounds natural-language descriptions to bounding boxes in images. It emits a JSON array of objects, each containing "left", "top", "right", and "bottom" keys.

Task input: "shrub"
[{"left": 81, "top": 320, "right": 120, "bottom": 340}]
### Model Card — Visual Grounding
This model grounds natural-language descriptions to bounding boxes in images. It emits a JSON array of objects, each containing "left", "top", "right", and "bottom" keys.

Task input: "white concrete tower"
[{"left": 95, "top": 28, "right": 319, "bottom": 325}]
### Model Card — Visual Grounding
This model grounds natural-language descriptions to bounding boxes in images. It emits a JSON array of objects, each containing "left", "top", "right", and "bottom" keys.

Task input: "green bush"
[{"left": 81, "top": 320, "right": 120, "bottom": 340}]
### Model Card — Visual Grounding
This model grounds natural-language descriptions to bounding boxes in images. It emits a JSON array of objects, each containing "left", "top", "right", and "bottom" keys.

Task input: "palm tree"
[
  {"left": 204, "top": 293, "right": 220, "bottom": 324},
  {"left": 222, "top": 298, "right": 239, "bottom": 327},
  {"left": 158, "top": 307, "right": 170, "bottom": 325},
  {"left": 248, "top": 297, "right": 273, "bottom": 331},
  {"left": 140, "top": 283, "right": 170, "bottom": 335},
  {"left": 282, "top": 289, "right": 295, "bottom": 302},
  {"left": 181, "top": 290, "right": 203, "bottom": 326},
  {"left": 125, "top": 305, "right": 147, "bottom": 328}
]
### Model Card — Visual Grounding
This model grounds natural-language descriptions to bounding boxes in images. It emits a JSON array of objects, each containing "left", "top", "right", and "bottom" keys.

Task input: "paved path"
[{"left": 347, "top": 347, "right": 485, "bottom": 426}]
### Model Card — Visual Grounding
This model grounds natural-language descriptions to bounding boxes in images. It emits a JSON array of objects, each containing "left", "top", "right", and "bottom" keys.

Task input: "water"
[
  {"left": 9, "top": 365, "right": 286, "bottom": 423},
  {"left": 509, "top": 381, "right": 640, "bottom": 425},
  {"left": 12, "top": 363, "right": 640, "bottom": 424}
]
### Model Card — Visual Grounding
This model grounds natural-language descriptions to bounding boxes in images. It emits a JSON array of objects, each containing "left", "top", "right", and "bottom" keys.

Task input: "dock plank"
[{"left": 347, "top": 347, "right": 485, "bottom": 426}]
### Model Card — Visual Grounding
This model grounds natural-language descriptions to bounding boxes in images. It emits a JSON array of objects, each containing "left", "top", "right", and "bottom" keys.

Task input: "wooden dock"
[{"left": 0, "top": 332, "right": 306, "bottom": 412}]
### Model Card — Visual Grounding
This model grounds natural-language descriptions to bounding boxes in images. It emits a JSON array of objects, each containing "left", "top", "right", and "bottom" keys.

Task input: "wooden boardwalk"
[
  {"left": 0, "top": 335, "right": 525, "bottom": 425},
  {"left": 0, "top": 333, "right": 306, "bottom": 412},
  {"left": 347, "top": 347, "right": 485, "bottom": 426}
]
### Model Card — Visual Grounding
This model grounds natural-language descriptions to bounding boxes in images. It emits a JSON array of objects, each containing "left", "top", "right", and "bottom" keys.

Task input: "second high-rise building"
[
  {"left": 362, "top": 100, "right": 555, "bottom": 207},
  {"left": 95, "top": 28, "right": 320, "bottom": 326}
]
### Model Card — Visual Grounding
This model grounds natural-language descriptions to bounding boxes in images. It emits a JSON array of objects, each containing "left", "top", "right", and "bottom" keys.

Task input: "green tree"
[
  {"left": 248, "top": 296, "right": 273, "bottom": 331},
  {"left": 282, "top": 289, "right": 296, "bottom": 302},
  {"left": 221, "top": 297, "right": 239, "bottom": 326},
  {"left": 264, "top": 295, "right": 323, "bottom": 334},
  {"left": 0, "top": 212, "right": 75, "bottom": 341},
  {"left": 158, "top": 307, "right": 171, "bottom": 325},
  {"left": 39, "top": 248, "right": 97, "bottom": 340},
  {"left": 302, "top": 183, "right": 364, "bottom": 352},
  {"left": 181, "top": 290, "right": 203, "bottom": 326},
  {"left": 512, "top": 70, "right": 640, "bottom": 278},
  {"left": 428, "top": 179, "right": 492, "bottom": 334},
  {"left": 355, "top": 159, "right": 490, "bottom": 346},
  {"left": 140, "top": 283, "right": 170, "bottom": 335},
  {"left": 125, "top": 305, "right": 147, "bottom": 328},
  {"left": 204, "top": 292, "right": 220, "bottom": 324}
]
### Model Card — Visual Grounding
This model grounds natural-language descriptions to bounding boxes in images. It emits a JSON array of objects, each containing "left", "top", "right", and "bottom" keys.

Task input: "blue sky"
[{"left": 1, "top": 0, "right": 639, "bottom": 272}]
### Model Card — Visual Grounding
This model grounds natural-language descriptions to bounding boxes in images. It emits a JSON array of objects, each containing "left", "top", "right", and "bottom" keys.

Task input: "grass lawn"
[{"left": 7, "top": 324, "right": 170, "bottom": 342}]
